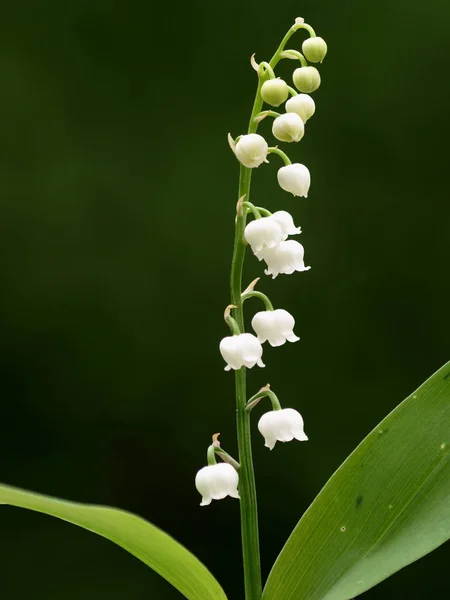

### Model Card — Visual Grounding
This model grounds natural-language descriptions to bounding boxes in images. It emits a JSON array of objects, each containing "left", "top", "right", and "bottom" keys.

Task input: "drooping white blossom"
[
  {"left": 259, "top": 240, "right": 311, "bottom": 278},
  {"left": 277, "top": 163, "right": 311, "bottom": 197},
  {"left": 251, "top": 309, "right": 300, "bottom": 347},
  {"left": 270, "top": 210, "right": 301, "bottom": 238},
  {"left": 244, "top": 217, "right": 284, "bottom": 254},
  {"left": 272, "top": 113, "right": 305, "bottom": 143},
  {"left": 219, "top": 333, "right": 265, "bottom": 371},
  {"left": 258, "top": 408, "right": 308, "bottom": 450},
  {"left": 195, "top": 462, "right": 240, "bottom": 506},
  {"left": 235, "top": 134, "right": 268, "bottom": 168},
  {"left": 285, "top": 93, "right": 315, "bottom": 122}
]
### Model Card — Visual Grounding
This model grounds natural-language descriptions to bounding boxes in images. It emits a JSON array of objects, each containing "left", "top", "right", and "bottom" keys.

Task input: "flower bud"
[
  {"left": 195, "top": 463, "right": 240, "bottom": 506},
  {"left": 259, "top": 240, "right": 310, "bottom": 278},
  {"left": 235, "top": 134, "right": 268, "bottom": 168},
  {"left": 219, "top": 333, "right": 265, "bottom": 371},
  {"left": 261, "top": 78, "right": 289, "bottom": 107},
  {"left": 251, "top": 309, "right": 300, "bottom": 347},
  {"left": 277, "top": 163, "right": 310, "bottom": 197},
  {"left": 285, "top": 93, "right": 315, "bottom": 122},
  {"left": 302, "top": 37, "right": 327, "bottom": 63},
  {"left": 244, "top": 216, "right": 284, "bottom": 254},
  {"left": 258, "top": 408, "right": 308, "bottom": 450},
  {"left": 270, "top": 210, "right": 302, "bottom": 238},
  {"left": 272, "top": 113, "right": 305, "bottom": 143},
  {"left": 292, "top": 66, "right": 321, "bottom": 93}
]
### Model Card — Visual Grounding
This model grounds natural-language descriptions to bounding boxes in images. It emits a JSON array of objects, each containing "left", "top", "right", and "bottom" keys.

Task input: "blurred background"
[{"left": 0, "top": 0, "right": 449, "bottom": 598}]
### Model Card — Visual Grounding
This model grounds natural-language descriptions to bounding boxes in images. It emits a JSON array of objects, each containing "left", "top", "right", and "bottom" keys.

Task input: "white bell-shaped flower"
[
  {"left": 259, "top": 240, "right": 311, "bottom": 278},
  {"left": 258, "top": 408, "right": 308, "bottom": 450},
  {"left": 270, "top": 210, "right": 301, "bottom": 239},
  {"left": 195, "top": 462, "right": 240, "bottom": 506},
  {"left": 277, "top": 163, "right": 311, "bottom": 197},
  {"left": 251, "top": 309, "right": 300, "bottom": 347},
  {"left": 285, "top": 93, "right": 315, "bottom": 122},
  {"left": 235, "top": 134, "right": 268, "bottom": 168},
  {"left": 219, "top": 333, "right": 265, "bottom": 371},
  {"left": 272, "top": 113, "right": 305, "bottom": 143},
  {"left": 244, "top": 217, "right": 284, "bottom": 254}
]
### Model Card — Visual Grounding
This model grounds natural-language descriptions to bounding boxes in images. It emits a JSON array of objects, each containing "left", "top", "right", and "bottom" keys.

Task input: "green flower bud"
[
  {"left": 261, "top": 78, "right": 289, "bottom": 107},
  {"left": 302, "top": 37, "right": 327, "bottom": 63},
  {"left": 292, "top": 67, "right": 321, "bottom": 93}
]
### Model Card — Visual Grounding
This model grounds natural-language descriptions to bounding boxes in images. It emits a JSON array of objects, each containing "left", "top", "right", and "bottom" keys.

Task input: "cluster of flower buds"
[{"left": 196, "top": 20, "right": 326, "bottom": 506}]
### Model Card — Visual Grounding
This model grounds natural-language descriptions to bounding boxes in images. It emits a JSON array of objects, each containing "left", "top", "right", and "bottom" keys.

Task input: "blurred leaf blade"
[
  {"left": 0, "top": 484, "right": 227, "bottom": 600},
  {"left": 263, "top": 361, "right": 450, "bottom": 600}
]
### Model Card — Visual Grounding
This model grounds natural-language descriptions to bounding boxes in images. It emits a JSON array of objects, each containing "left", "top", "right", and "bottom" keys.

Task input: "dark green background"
[{"left": 0, "top": 1, "right": 448, "bottom": 598}]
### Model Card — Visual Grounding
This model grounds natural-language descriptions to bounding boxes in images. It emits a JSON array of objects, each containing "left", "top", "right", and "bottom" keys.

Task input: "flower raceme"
[
  {"left": 195, "top": 462, "right": 240, "bottom": 506},
  {"left": 259, "top": 240, "right": 311, "bottom": 278},
  {"left": 258, "top": 408, "right": 308, "bottom": 450},
  {"left": 220, "top": 333, "right": 265, "bottom": 371},
  {"left": 251, "top": 309, "right": 300, "bottom": 347},
  {"left": 200, "top": 20, "right": 326, "bottom": 518}
]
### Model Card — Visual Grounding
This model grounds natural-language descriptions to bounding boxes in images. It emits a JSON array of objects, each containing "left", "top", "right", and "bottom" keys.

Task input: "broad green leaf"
[
  {"left": 263, "top": 361, "right": 450, "bottom": 600},
  {"left": 0, "top": 484, "right": 227, "bottom": 600}
]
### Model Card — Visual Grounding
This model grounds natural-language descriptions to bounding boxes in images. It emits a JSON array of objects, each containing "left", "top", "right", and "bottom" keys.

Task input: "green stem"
[
  {"left": 232, "top": 162, "right": 262, "bottom": 600},
  {"left": 241, "top": 291, "right": 274, "bottom": 311},
  {"left": 255, "top": 206, "right": 272, "bottom": 217},
  {"left": 268, "top": 147, "right": 292, "bottom": 166},
  {"left": 245, "top": 388, "right": 282, "bottom": 412},
  {"left": 214, "top": 449, "right": 241, "bottom": 471},
  {"left": 243, "top": 201, "right": 263, "bottom": 219},
  {"left": 230, "top": 22, "right": 303, "bottom": 600},
  {"left": 207, "top": 444, "right": 217, "bottom": 466},
  {"left": 280, "top": 49, "right": 308, "bottom": 66},
  {"left": 254, "top": 110, "right": 281, "bottom": 123},
  {"left": 225, "top": 314, "right": 241, "bottom": 335}
]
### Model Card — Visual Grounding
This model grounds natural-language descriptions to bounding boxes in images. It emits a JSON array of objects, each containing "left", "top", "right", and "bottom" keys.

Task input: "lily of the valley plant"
[{"left": 0, "top": 17, "right": 449, "bottom": 600}]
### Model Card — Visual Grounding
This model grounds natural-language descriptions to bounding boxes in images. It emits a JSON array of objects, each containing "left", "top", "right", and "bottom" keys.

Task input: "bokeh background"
[{"left": 0, "top": 0, "right": 449, "bottom": 598}]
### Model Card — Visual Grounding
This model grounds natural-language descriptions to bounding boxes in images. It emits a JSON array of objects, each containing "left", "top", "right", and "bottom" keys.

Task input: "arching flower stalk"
[{"left": 195, "top": 17, "right": 327, "bottom": 600}]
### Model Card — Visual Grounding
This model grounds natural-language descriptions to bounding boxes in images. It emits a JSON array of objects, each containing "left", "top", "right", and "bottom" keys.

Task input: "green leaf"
[
  {"left": 263, "top": 361, "right": 450, "bottom": 600},
  {"left": 0, "top": 484, "right": 227, "bottom": 600}
]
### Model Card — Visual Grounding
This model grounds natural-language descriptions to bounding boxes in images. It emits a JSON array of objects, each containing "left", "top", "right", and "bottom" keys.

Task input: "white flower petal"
[
  {"left": 244, "top": 218, "right": 283, "bottom": 255},
  {"left": 258, "top": 408, "right": 307, "bottom": 450},
  {"left": 251, "top": 309, "right": 299, "bottom": 348},
  {"left": 270, "top": 210, "right": 302, "bottom": 238},
  {"left": 220, "top": 333, "right": 264, "bottom": 370},
  {"left": 195, "top": 463, "right": 240, "bottom": 506},
  {"left": 235, "top": 134, "right": 268, "bottom": 168},
  {"left": 285, "top": 93, "right": 316, "bottom": 122},
  {"left": 277, "top": 163, "right": 311, "bottom": 197},
  {"left": 272, "top": 112, "right": 305, "bottom": 143},
  {"left": 285, "top": 332, "right": 300, "bottom": 343}
]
